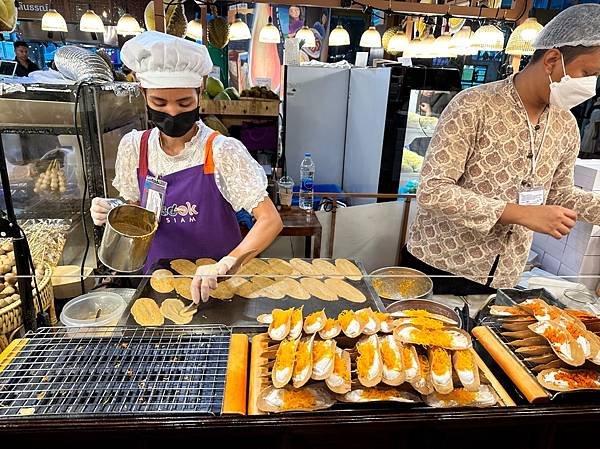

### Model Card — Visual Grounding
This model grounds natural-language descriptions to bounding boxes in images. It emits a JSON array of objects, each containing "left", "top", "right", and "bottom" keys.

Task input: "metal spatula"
[{"left": 182, "top": 249, "right": 257, "bottom": 315}]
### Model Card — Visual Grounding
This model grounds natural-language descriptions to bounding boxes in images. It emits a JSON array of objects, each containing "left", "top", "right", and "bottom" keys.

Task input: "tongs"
[{"left": 181, "top": 249, "right": 257, "bottom": 315}]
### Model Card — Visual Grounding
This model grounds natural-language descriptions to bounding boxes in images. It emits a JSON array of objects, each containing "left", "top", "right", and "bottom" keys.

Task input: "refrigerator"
[
  {"left": 283, "top": 65, "right": 462, "bottom": 203},
  {"left": 283, "top": 65, "right": 350, "bottom": 187},
  {"left": 344, "top": 65, "right": 462, "bottom": 204}
]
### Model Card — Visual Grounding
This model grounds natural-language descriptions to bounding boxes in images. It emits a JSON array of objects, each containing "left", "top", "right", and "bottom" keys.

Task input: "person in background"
[
  {"left": 13, "top": 41, "right": 39, "bottom": 77},
  {"left": 404, "top": 4, "right": 600, "bottom": 295}
]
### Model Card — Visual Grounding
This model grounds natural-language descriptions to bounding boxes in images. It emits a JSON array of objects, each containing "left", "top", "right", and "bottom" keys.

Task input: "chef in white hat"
[{"left": 90, "top": 31, "right": 282, "bottom": 303}]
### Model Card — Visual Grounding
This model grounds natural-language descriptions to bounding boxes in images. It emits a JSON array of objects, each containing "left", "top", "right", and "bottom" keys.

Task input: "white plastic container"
[{"left": 60, "top": 291, "right": 126, "bottom": 327}]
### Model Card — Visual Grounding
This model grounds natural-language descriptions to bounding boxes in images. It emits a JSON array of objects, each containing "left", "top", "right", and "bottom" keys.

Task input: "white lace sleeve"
[
  {"left": 212, "top": 136, "right": 268, "bottom": 213},
  {"left": 112, "top": 130, "right": 142, "bottom": 202}
]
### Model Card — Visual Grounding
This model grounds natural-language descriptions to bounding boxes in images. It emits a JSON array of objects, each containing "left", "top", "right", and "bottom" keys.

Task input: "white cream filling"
[
  {"left": 368, "top": 353, "right": 381, "bottom": 379},
  {"left": 314, "top": 356, "right": 333, "bottom": 376},
  {"left": 306, "top": 319, "right": 324, "bottom": 333},
  {"left": 265, "top": 388, "right": 283, "bottom": 407},
  {"left": 577, "top": 336, "right": 591, "bottom": 357},
  {"left": 457, "top": 369, "right": 475, "bottom": 384},
  {"left": 290, "top": 322, "right": 302, "bottom": 338},
  {"left": 383, "top": 367, "right": 401, "bottom": 381},
  {"left": 275, "top": 367, "right": 291, "bottom": 384},
  {"left": 364, "top": 318, "right": 377, "bottom": 333},
  {"left": 327, "top": 373, "right": 344, "bottom": 387},
  {"left": 432, "top": 371, "right": 451, "bottom": 385},
  {"left": 293, "top": 366, "right": 310, "bottom": 383},
  {"left": 558, "top": 342, "right": 572, "bottom": 359},
  {"left": 271, "top": 324, "right": 287, "bottom": 340},
  {"left": 543, "top": 372, "right": 569, "bottom": 388},
  {"left": 345, "top": 320, "right": 360, "bottom": 336},
  {"left": 321, "top": 328, "right": 339, "bottom": 339}
]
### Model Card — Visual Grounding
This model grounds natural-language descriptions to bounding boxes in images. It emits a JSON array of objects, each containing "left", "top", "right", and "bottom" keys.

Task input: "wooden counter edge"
[
  {"left": 248, "top": 333, "right": 269, "bottom": 416},
  {"left": 222, "top": 334, "right": 249, "bottom": 415},
  {"left": 472, "top": 326, "right": 550, "bottom": 404}
]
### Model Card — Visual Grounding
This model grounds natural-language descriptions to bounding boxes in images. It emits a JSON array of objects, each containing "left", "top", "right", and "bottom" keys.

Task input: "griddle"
[
  {"left": 120, "top": 258, "right": 385, "bottom": 327},
  {"left": 0, "top": 325, "right": 230, "bottom": 418}
]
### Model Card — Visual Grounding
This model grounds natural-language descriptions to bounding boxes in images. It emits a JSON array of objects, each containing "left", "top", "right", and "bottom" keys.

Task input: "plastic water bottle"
[{"left": 299, "top": 153, "right": 315, "bottom": 212}]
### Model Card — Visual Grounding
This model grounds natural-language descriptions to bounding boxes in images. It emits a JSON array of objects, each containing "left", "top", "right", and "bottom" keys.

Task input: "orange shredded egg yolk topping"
[
  {"left": 293, "top": 341, "right": 311, "bottom": 373},
  {"left": 454, "top": 350, "right": 474, "bottom": 372},
  {"left": 402, "top": 346, "right": 415, "bottom": 368},
  {"left": 305, "top": 311, "right": 323, "bottom": 327},
  {"left": 313, "top": 341, "right": 334, "bottom": 363},
  {"left": 408, "top": 316, "right": 445, "bottom": 330},
  {"left": 409, "top": 329, "right": 453, "bottom": 347},
  {"left": 282, "top": 389, "right": 317, "bottom": 410},
  {"left": 543, "top": 327, "right": 569, "bottom": 344},
  {"left": 527, "top": 301, "right": 560, "bottom": 320},
  {"left": 403, "top": 309, "right": 433, "bottom": 318},
  {"left": 338, "top": 310, "right": 356, "bottom": 328},
  {"left": 361, "top": 388, "right": 396, "bottom": 400},
  {"left": 272, "top": 309, "right": 292, "bottom": 327},
  {"left": 322, "top": 318, "right": 338, "bottom": 333},
  {"left": 430, "top": 348, "right": 450, "bottom": 376},
  {"left": 554, "top": 370, "right": 600, "bottom": 389},
  {"left": 375, "top": 312, "right": 389, "bottom": 322},
  {"left": 565, "top": 323, "right": 584, "bottom": 338},
  {"left": 418, "top": 354, "right": 430, "bottom": 376},
  {"left": 275, "top": 339, "right": 296, "bottom": 370},
  {"left": 438, "top": 389, "right": 477, "bottom": 404},
  {"left": 380, "top": 339, "right": 400, "bottom": 370},
  {"left": 333, "top": 352, "right": 350, "bottom": 382},
  {"left": 357, "top": 340, "right": 376, "bottom": 376},
  {"left": 291, "top": 308, "right": 302, "bottom": 326}
]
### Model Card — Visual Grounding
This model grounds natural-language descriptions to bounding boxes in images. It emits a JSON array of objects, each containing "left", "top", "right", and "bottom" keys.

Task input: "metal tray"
[{"left": 120, "top": 258, "right": 385, "bottom": 328}]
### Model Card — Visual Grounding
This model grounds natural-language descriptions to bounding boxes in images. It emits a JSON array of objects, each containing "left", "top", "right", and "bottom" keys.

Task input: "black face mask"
[{"left": 147, "top": 106, "right": 199, "bottom": 138}]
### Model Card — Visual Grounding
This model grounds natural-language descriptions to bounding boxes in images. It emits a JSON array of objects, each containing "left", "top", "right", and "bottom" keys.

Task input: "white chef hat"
[
  {"left": 121, "top": 31, "right": 213, "bottom": 89},
  {"left": 534, "top": 4, "right": 600, "bottom": 49}
]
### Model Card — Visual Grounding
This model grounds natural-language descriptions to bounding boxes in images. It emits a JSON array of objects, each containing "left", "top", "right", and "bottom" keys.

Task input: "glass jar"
[{"left": 561, "top": 288, "right": 599, "bottom": 314}]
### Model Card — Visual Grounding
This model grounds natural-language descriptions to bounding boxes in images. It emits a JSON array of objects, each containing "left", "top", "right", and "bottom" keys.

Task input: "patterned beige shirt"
[{"left": 407, "top": 75, "right": 600, "bottom": 288}]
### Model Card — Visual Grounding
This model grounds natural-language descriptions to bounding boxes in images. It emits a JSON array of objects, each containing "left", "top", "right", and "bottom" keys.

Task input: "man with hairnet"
[{"left": 404, "top": 4, "right": 600, "bottom": 295}]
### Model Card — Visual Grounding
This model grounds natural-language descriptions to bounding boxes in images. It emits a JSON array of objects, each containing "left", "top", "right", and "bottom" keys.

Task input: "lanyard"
[{"left": 525, "top": 108, "right": 550, "bottom": 179}]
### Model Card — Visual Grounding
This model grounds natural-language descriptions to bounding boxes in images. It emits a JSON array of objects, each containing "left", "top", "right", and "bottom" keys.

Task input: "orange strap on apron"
[{"left": 203, "top": 131, "right": 220, "bottom": 175}]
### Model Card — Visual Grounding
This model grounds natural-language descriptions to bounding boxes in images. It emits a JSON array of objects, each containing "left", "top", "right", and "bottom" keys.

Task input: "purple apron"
[{"left": 137, "top": 129, "right": 242, "bottom": 272}]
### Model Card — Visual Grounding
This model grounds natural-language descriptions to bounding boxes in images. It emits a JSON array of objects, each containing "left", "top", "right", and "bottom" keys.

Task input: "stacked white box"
[{"left": 532, "top": 159, "right": 600, "bottom": 291}]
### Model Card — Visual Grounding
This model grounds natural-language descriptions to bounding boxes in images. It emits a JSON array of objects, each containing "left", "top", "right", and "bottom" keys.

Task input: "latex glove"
[
  {"left": 191, "top": 256, "right": 237, "bottom": 304},
  {"left": 90, "top": 197, "right": 113, "bottom": 226}
]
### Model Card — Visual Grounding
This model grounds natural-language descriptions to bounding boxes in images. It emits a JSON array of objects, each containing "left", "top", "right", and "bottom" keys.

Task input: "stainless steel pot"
[{"left": 98, "top": 205, "right": 157, "bottom": 273}]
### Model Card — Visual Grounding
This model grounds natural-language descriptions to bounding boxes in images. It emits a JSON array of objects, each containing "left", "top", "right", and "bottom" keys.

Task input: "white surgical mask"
[{"left": 549, "top": 53, "right": 598, "bottom": 110}]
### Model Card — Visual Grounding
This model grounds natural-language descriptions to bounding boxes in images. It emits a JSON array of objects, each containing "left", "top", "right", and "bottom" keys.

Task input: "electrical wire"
[{"left": 73, "top": 81, "right": 90, "bottom": 296}]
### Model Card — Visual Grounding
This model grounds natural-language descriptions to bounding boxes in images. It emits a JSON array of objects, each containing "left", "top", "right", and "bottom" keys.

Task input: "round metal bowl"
[
  {"left": 369, "top": 266, "right": 433, "bottom": 301},
  {"left": 385, "top": 298, "right": 462, "bottom": 328}
]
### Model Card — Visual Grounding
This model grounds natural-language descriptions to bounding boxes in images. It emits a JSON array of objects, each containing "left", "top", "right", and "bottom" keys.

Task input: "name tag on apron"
[
  {"left": 518, "top": 186, "right": 544, "bottom": 206},
  {"left": 142, "top": 176, "right": 168, "bottom": 222}
]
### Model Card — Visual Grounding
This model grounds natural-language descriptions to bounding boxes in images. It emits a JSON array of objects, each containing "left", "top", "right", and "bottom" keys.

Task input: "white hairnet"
[{"left": 534, "top": 4, "right": 600, "bottom": 49}]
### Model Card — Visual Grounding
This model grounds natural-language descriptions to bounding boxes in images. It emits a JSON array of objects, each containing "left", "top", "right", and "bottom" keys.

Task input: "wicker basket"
[{"left": 0, "top": 264, "right": 56, "bottom": 351}]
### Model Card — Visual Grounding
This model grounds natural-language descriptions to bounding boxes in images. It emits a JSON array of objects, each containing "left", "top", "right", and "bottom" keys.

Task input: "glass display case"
[
  {"left": 399, "top": 88, "right": 458, "bottom": 193},
  {"left": 0, "top": 83, "right": 147, "bottom": 267}
]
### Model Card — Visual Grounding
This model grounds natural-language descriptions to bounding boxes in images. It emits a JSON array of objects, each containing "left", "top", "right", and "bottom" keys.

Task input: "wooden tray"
[
  {"left": 248, "top": 333, "right": 515, "bottom": 415},
  {"left": 120, "top": 258, "right": 385, "bottom": 328}
]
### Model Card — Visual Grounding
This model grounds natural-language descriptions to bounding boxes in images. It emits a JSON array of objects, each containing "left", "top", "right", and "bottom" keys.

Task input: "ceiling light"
[
  {"left": 259, "top": 16, "right": 280, "bottom": 44},
  {"left": 359, "top": 26, "right": 382, "bottom": 48},
  {"left": 329, "top": 24, "right": 350, "bottom": 46},
  {"left": 41, "top": 9, "right": 68, "bottom": 32},
  {"left": 116, "top": 13, "right": 143, "bottom": 36},
  {"left": 229, "top": 17, "right": 251, "bottom": 41},
  {"left": 472, "top": 24, "right": 505, "bottom": 51},
  {"left": 387, "top": 31, "right": 409, "bottom": 53},
  {"left": 80, "top": 9, "right": 104, "bottom": 33},
  {"left": 296, "top": 25, "right": 316, "bottom": 48},
  {"left": 186, "top": 18, "right": 203, "bottom": 40},
  {"left": 506, "top": 18, "right": 543, "bottom": 56}
]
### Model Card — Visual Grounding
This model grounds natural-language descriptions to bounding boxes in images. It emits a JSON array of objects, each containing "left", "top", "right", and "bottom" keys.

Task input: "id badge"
[
  {"left": 141, "top": 176, "right": 168, "bottom": 222},
  {"left": 518, "top": 186, "right": 544, "bottom": 206}
]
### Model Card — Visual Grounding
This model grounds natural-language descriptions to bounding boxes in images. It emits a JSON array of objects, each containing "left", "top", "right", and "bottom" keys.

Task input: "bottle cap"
[{"left": 304, "top": 152, "right": 311, "bottom": 157}]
